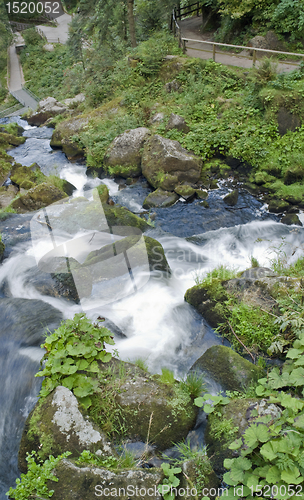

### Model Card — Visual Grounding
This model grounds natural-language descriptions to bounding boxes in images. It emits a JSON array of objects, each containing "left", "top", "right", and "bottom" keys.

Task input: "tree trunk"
[{"left": 127, "top": 0, "right": 136, "bottom": 48}]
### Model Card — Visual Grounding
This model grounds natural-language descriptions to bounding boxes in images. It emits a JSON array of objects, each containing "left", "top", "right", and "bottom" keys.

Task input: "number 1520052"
[{"left": 6, "top": 2, "right": 60, "bottom": 14}]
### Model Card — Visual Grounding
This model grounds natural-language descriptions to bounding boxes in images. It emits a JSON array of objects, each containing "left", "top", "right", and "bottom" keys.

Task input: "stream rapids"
[{"left": 0, "top": 116, "right": 303, "bottom": 498}]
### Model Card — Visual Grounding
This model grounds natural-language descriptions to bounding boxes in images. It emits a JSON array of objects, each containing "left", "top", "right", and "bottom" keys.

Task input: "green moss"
[{"left": 106, "top": 164, "right": 141, "bottom": 178}]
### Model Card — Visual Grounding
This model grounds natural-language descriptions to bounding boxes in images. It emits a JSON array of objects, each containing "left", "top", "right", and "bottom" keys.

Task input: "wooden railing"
[
  {"left": 181, "top": 37, "right": 304, "bottom": 66},
  {"left": 0, "top": 103, "right": 24, "bottom": 119},
  {"left": 175, "top": 2, "right": 201, "bottom": 20}
]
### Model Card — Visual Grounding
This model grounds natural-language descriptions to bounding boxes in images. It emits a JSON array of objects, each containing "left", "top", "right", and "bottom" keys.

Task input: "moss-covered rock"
[
  {"left": 143, "top": 188, "right": 179, "bottom": 208},
  {"left": 196, "top": 189, "right": 208, "bottom": 199},
  {"left": 0, "top": 132, "right": 25, "bottom": 147},
  {"left": 281, "top": 213, "right": 302, "bottom": 226},
  {"left": 0, "top": 185, "right": 18, "bottom": 209},
  {"left": 142, "top": 135, "right": 202, "bottom": 190},
  {"left": 18, "top": 386, "right": 115, "bottom": 472},
  {"left": 11, "top": 182, "right": 67, "bottom": 212},
  {"left": 268, "top": 199, "right": 290, "bottom": 213},
  {"left": 28, "top": 97, "right": 68, "bottom": 126},
  {"left": 191, "top": 346, "right": 263, "bottom": 392},
  {"left": 179, "top": 459, "right": 220, "bottom": 500},
  {"left": 103, "top": 204, "right": 149, "bottom": 231},
  {"left": 50, "top": 115, "right": 87, "bottom": 160},
  {"left": 48, "top": 459, "right": 163, "bottom": 500},
  {"left": 115, "top": 367, "right": 197, "bottom": 450},
  {"left": 94, "top": 183, "right": 109, "bottom": 203},
  {"left": 223, "top": 189, "right": 238, "bottom": 206},
  {"left": 84, "top": 235, "right": 170, "bottom": 277},
  {"left": 104, "top": 127, "right": 150, "bottom": 178},
  {"left": 174, "top": 184, "right": 196, "bottom": 201},
  {"left": 184, "top": 284, "right": 227, "bottom": 328},
  {"left": 166, "top": 113, "right": 190, "bottom": 133}
]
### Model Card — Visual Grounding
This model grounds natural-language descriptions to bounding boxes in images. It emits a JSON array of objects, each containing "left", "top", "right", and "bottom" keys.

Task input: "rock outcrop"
[
  {"left": 28, "top": 97, "right": 67, "bottom": 126},
  {"left": 104, "top": 127, "right": 151, "bottom": 178},
  {"left": 142, "top": 135, "right": 202, "bottom": 190}
]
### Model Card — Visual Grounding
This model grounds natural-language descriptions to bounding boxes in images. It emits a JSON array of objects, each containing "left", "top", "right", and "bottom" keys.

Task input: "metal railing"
[
  {"left": 181, "top": 37, "right": 304, "bottom": 66},
  {"left": 0, "top": 103, "right": 24, "bottom": 118},
  {"left": 21, "top": 85, "right": 40, "bottom": 102}
]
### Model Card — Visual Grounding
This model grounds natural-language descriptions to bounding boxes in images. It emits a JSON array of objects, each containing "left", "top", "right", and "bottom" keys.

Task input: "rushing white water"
[{"left": 0, "top": 115, "right": 304, "bottom": 498}]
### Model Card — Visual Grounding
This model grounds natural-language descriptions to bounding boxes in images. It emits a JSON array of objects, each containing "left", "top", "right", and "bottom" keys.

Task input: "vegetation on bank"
[{"left": 0, "top": 3, "right": 13, "bottom": 107}]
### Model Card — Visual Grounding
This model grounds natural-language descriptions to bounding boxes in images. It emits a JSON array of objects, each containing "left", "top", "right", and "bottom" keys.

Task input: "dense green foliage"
[
  {"left": 36, "top": 313, "right": 114, "bottom": 409},
  {"left": 6, "top": 451, "right": 71, "bottom": 500},
  {"left": 0, "top": 3, "right": 12, "bottom": 105}
]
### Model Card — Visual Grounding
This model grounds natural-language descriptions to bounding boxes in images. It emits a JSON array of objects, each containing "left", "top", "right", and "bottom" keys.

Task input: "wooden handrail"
[{"left": 181, "top": 37, "right": 304, "bottom": 59}]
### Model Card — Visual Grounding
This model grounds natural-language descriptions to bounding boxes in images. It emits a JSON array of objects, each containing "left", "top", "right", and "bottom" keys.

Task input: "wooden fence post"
[
  {"left": 253, "top": 49, "right": 257, "bottom": 67},
  {"left": 197, "top": 2, "right": 199, "bottom": 15},
  {"left": 183, "top": 39, "right": 186, "bottom": 54},
  {"left": 213, "top": 43, "right": 216, "bottom": 61}
]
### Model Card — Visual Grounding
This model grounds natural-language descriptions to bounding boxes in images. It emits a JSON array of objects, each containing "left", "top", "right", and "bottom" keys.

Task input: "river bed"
[{"left": 0, "top": 116, "right": 304, "bottom": 498}]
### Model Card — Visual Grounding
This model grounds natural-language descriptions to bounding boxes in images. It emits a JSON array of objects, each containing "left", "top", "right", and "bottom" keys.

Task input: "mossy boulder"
[
  {"left": 0, "top": 132, "right": 25, "bottom": 147},
  {"left": 142, "top": 135, "right": 202, "bottom": 190},
  {"left": 277, "top": 107, "right": 301, "bottom": 136},
  {"left": 18, "top": 386, "right": 115, "bottom": 472},
  {"left": 94, "top": 183, "right": 109, "bottom": 203},
  {"left": 11, "top": 182, "right": 67, "bottom": 212},
  {"left": 196, "top": 189, "right": 208, "bottom": 199},
  {"left": 10, "top": 162, "right": 45, "bottom": 189},
  {"left": 223, "top": 189, "right": 238, "bottom": 206},
  {"left": 184, "top": 284, "right": 227, "bottom": 328},
  {"left": 103, "top": 204, "right": 149, "bottom": 231},
  {"left": 84, "top": 235, "right": 170, "bottom": 277},
  {"left": 174, "top": 184, "right": 196, "bottom": 201},
  {"left": 104, "top": 127, "right": 151, "bottom": 178},
  {"left": 0, "top": 239, "right": 5, "bottom": 260},
  {"left": 28, "top": 97, "right": 67, "bottom": 126},
  {"left": 0, "top": 158, "right": 12, "bottom": 186},
  {"left": 115, "top": 366, "right": 197, "bottom": 450},
  {"left": 191, "top": 346, "right": 263, "bottom": 392},
  {"left": 281, "top": 213, "right": 302, "bottom": 226},
  {"left": 143, "top": 188, "right": 179, "bottom": 208},
  {"left": 179, "top": 459, "right": 220, "bottom": 500},
  {"left": 166, "top": 113, "right": 190, "bottom": 133},
  {"left": 48, "top": 459, "right": 163, "bottom": 500},
  {"left": 268, "top": 199, "right": 290, "bottom": 213},
  {"left": 50, "top": 115, "right": 87, "bottom": 160}
]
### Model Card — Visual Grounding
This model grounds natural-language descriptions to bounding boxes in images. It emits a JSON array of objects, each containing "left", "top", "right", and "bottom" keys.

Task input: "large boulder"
[
  {"left": 142, "top": 135, "right": 202, "bottom": 190},
  {"left": 11, "top": 182, "right": 67, "bottom": 212},
  {"left": 104, "top": 127, "right": 151, "bottom": 178},
  {"left": 0, "top": 132, "right": 25, "bottom": 147},
  {"left": 166, "top": 113, "right": 190, "bottom": 133},
  {"left": 223, "top": 189, "right": 238, "bottom": 206},
  {"left": 191, "top": 345, "right": 263, "bottom": 392},
  {"left": 48, "top": 459, "right": 163, "bottom": 500},
  {"left": 28, "top": 97, "right": 67, "bottom": 126},
  {"left": 143, "top": 188, "right": 179, "bottom": 208},
  {"left": 113, "top": 360, "right": 197, "bottom": 450},
  {"left": 18, "top": 386, "right": 115, "bottom": 472},
  {"left": 50, "top": 116, "right": 88, "bottom": 160}
]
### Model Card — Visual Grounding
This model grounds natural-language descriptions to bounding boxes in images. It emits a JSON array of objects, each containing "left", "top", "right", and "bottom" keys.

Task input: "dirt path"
[{"left": 180, "top": 16, "right": 301, "bottom": 74}]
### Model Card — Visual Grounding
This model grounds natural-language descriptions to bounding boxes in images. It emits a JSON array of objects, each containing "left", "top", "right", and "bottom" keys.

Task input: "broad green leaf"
[
  {"left": 281, "top": 466, "right": 301, "bottom": 484},
  {"left": 170, "top": 476, "right": 180, "bottom": 488},
  {"left": 78, "top": 395, "right": 92, "bottom": 409},
  {"left": 229, "top": 438, "right": 242, "bottom": 450},
  {"left": 266, "top": 465, "right": 281, "bottom": 484},
  {"left": 287, "top": 349, "right": 304, "bottom": 359},
  {"left": 87, "top": 360, "right": 99, "bottom": 373},
  {"left": 194, "top": 397, "right": 204, "bottom": 407},
  {"left": 73, "top": 380, "right": 96, "bottom": 398},
  {"left": 244, "top": 424, "right": 270, "bottom": 448},
  {"left": 246, "top": 475, "right": 260, "bottom": 489},
  {"left": 222, "top": 472, "right": 237, "bottom": 486},
  {"left": 289, "top": 367, "right": 304, "bottom": 386},
  {"left": 224, "top": 459, "right": 234, "bottom": 469},
  {"left": 203, "top": 404, "right": 215, "bottom": 414},
  {"left": 255, "top": 385, "right": 266, "bottom": 396},
  {"left": 260, "top": 442, "right": 278, "bottom": 461}
]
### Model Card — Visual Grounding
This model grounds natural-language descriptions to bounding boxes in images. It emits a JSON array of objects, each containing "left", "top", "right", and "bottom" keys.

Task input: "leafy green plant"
[
  {"left": 180, "top": 371, "right": 205, "bottom": 399},
  {"left": 160, "top": 368, "right": 175, "bottom": 385},
  {"left": 6, "top": 451, "right": 71, "bottom": 500},
  {"left": 194, "top": 393, "right": 231, "bottom": 415},
  {"left": 158, "top": 463, "right": 182, "bottom": 500},
  {"left": 36, "top": 313, "right": 114, "bottom": 408}
]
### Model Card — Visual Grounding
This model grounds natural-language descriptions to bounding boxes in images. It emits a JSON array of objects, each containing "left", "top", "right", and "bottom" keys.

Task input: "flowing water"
[{"left": 0, "top": 116, "right": 304, "bottom": 498}]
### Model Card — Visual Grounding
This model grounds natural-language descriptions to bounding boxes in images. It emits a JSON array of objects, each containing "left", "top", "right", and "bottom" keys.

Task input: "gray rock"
[
  {"left": 143, "top": 188, "right": 179, "bottom": 208},
  {"left": 166, "top": 113, "right": 190, "bottom": 133},
  {"left": 281, "top": 213, "right": 302, "bottom": 226},
  {"left": 174, "top": 184, "right": 196, "bottom": 201},
  {"left": 191, "top": 345, "right": 263, "bottom": 392},
  {"left": 150, "top": 112, "right": 165, "bottom": 124},
  {"left": 165, "top": 79, "right": 180, "bottom": 93},
  {"left": 64, "top": 93, "right": 85, "bottom": 107},
  {"left": 19, "top": 386, "right": 115, "bottom": 472},
  {"left": 223, "top": 189, "right": 238, "bottom": 206},
  {"left": 49, "top": 459, "right": 163, "bottom": 500},
  {"left": 104, "top": 127, "right": 151, "bottom": 178},
  {"left": 0, "top": 185, "right": 19, "bottom": 208},
  {"left": 277, "top": 108, "right": 301, "bottom": 136},
  {"left": 142, "top": 135, "right": 202, "bottom": 190},
  {"left": 28, "top": 97, "right": 67, "bottom": 126}
]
